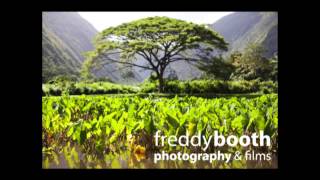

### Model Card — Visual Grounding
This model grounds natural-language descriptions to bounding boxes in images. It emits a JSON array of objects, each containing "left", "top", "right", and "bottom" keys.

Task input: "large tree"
[
  {"left": 230, "top": 43, "right": 278, "bottom": 81},
  {"left": 196, "top": 56, "right": 235, "bottom": 80},
  {"left": 85, "top": 16, "right": 228, "bottom": 92}
]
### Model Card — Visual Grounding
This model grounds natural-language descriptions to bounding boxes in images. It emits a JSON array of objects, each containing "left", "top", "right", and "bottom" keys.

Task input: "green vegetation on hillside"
[
  {"left": 42, "top": 12, "right": 97, "bottom": 82},
  {"left": 212, "top": 12, "right": 277, "bottom": 58}
]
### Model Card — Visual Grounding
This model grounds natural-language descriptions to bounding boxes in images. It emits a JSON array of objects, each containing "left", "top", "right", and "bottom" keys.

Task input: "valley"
[{"left": 42, "top": 12, "right": 278, "bottom": 169}]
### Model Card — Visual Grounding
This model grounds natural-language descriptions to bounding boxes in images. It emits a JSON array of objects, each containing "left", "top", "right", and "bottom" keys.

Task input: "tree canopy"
[
  {"left": 230, "top": 43, "right": 278, "bottom": 81},
  {"left": 85, "top": 16, "right": 228, "bottom": 92}
]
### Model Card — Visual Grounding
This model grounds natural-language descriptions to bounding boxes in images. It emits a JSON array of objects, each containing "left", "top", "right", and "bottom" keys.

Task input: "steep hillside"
[
  {"left": 42, "top": 12, "right": 98, "bottom": 81},
  {"left": 164, "top": 12, "right": 278, "bottom": 81},
  {"left": 211, "top": 12, "right": 278, "bottom": 58}
]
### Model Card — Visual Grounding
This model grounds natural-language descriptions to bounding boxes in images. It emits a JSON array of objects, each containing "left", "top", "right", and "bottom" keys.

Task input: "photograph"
[{"left": 42, "top": 11, "right": 278, "bottom": 169}]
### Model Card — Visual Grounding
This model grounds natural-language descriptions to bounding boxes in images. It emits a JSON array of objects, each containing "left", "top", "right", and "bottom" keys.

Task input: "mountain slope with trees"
[
  {"left": 211, "top": 12, "right": 278, "bottom": 58},
  {"left": 42, "top": 12, "right": 98, "bottom": 82},
  {"left": 166, "top": 12, "right": 278, "bottom": 80}
]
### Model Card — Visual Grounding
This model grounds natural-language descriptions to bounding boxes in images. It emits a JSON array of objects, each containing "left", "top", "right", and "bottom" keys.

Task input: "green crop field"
[{"left": 42, "top": 94, "right": 278, "bottom": 168}]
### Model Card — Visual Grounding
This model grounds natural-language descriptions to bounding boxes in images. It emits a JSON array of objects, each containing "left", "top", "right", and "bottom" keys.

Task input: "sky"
[{"left": 78, "top": 12, "right": 234, "bottom": 32}]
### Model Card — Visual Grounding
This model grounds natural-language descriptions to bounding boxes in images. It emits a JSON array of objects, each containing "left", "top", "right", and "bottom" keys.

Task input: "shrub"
[
  {"left": 140, "top": 80, "right": 277, "bottom": 94},
  {"left": 42, "top": 80, "right": 277, "bottom": 96}
]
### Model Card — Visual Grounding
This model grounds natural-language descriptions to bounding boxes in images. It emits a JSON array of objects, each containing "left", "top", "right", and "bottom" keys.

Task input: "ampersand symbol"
[{"left": 233, "top": 151, "right": 242, "bottom": 160}]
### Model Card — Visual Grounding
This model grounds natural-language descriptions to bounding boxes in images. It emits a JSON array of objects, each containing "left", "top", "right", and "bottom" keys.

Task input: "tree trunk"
[
  {"left": 158, "top": 75, "right": 164, "bottom": 93},
  {"left": 157, "top": 67, "right": 165, "bottom": 93}
]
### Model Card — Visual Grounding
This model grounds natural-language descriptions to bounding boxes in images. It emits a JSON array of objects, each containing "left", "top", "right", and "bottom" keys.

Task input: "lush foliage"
[
  {"left": 197, "top": 56, "right": 235, "bottom": 80},
  {"left": 43, "top": 81, "right": 140, "bottom": 96},
  {"left": 43, "top": 79, "right": 277, "bottom": 96},
  {"left": 197, "top": 43, "right": 278, "bottom": 82},
  {"left": 230, "top": 43, "right": 278, "bottom": 81},
  {"left": 140, "top": 79, "right": 277, "bottom": 94},
  {"left": 43, "top": 94, "right": 277, "bottom": 168}
]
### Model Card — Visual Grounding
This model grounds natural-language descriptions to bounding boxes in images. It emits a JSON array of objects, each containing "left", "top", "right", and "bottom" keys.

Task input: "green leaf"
[
  {"left": 166, "top": 112, "right": 179, "bottom": 129},
  {"left": 67, "top": 126, "right": 74, "bottom": 137}
]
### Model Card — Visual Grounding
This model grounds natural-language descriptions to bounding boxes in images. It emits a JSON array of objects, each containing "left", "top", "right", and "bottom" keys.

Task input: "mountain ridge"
[{"left": 211, "top": 12, "right": 278, "bottom": 58}]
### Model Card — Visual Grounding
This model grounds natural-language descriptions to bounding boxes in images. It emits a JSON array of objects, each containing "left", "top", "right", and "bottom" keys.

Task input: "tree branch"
[
  {"left": 167, "top": 57, "right": 199, "bottom": 64},
  {"left": 98, "top": 55, "right": 154, "bottom": 70}
]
